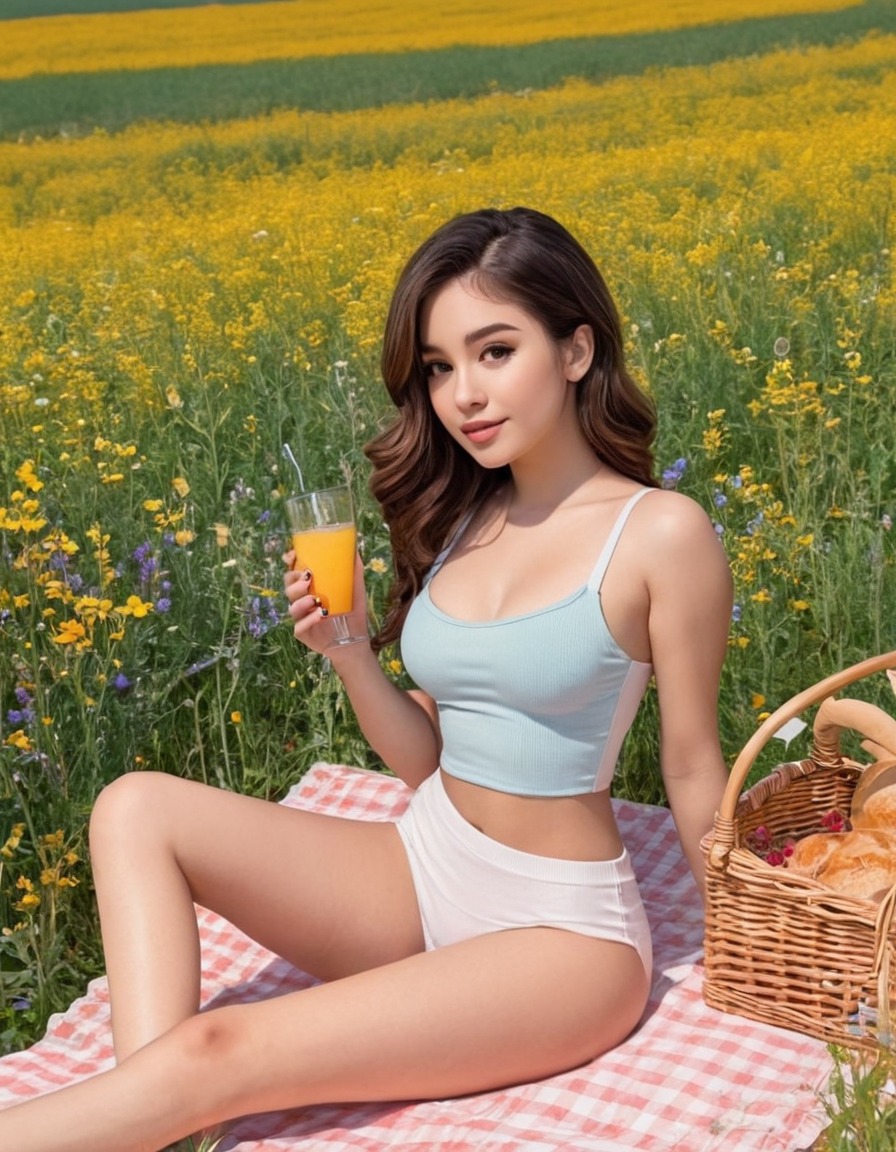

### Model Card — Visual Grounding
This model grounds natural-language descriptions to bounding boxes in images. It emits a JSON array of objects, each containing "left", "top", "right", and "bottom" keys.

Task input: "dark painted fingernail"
[
  {"left": 319, "top": 608, "right": 329, "bottom": 618},
  {"left": 302, "top": 569, "right": 312, "bottom": 580}
]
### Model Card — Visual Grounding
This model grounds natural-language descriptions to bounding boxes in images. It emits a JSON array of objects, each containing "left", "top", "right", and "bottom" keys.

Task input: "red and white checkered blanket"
[{"left": 0, "top": 763, "right": 831, "bottom": 1150}]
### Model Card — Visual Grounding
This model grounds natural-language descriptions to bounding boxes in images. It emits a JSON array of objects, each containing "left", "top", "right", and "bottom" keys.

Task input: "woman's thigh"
[
  {"left": 165, "top": 924, "right": 650, "bottom": 1132},
  {"left": 90, "top": 771, "right": 426, "bottom": 980}
]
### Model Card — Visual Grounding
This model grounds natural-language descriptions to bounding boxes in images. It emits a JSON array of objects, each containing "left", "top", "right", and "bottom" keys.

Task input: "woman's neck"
[{"left": 506, "top": 443, "right": 605, "bottom": 520}]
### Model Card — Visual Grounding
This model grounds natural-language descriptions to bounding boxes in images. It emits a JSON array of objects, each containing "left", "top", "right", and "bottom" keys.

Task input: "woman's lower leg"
[{"left": 90, "top": 774, "right": 204, "bottom": 1059}]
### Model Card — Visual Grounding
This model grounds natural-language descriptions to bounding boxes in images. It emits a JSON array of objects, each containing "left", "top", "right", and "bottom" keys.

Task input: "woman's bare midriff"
[{"left": 439, "top": 768, "right": 625, "bottom": 861}]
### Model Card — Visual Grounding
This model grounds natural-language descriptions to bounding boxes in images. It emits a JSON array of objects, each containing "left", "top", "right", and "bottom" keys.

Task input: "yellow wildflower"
[
  {"left": 15, "top": 459, "right": 43, "bottom": 493},
  {"left": 702, "top": 427, "right": 724, "bottom": 456},
  {"left": 1, "top": 824, "right": 26, "bottom": 859},
  {"left": 118, "top": 595, "right": 153, "bottom": 618},
  {"left": 75, "top": 596, "right": 113, "bottom": 623},
  {"left": 53, "top": 619, "right": 88, "bottom": 645},
  {"left": 15, "top": 891, "right": 41, "bottom": 912}
]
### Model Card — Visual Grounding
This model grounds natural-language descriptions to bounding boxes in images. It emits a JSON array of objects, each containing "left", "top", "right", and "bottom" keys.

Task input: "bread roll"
[
  {"left": 852, "top": 780, "right": 896, "bottom": 830},
  {"left": 815, "top": 828, "right": 896, "bottom": 901},
  {"left": 787, "top": 832, "right": 846, "bottom": 877}
]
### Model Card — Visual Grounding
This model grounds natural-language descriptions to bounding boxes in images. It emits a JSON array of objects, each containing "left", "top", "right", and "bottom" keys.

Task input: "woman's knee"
[
  {"left": 163, "top": 1007, "right": 266, "bottom": 1120},
  {"left": 89, "top": 771, "right": 177, "bottom": 856}
]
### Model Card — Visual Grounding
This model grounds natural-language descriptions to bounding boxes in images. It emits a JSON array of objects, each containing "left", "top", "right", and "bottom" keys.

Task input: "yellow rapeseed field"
[
  {"left": 0, "top": 0, "right": 864, "bottom": 80},
  {"left": 2, "top": 31, "right": 892, "bottom": 395},
  {"left": 2, "top": 32, "right": 893, "bottom": 665}
]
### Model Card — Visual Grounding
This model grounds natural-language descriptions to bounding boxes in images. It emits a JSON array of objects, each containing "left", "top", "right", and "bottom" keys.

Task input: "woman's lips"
[{"left": 461, "top": 420, "right": 505, "bottom": 444}]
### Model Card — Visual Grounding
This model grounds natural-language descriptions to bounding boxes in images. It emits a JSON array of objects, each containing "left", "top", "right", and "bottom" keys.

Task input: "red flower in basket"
[
  {"left": 746, "top": 810, "right": 851, "bottom": 868},
  {"left": 820, "top": 809, "right": 850, "bottom": 833},
  {"left": 745, "top": 824, "right": 796, "bottom": 867}
]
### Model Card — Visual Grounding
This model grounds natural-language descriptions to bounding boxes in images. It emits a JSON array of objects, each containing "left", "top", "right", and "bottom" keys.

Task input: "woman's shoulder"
[
  {"left": 630, "top": 487, "right": 728, "bottom": 566},
  {"left": 632, "top": 488, "right": 733, "bottom": 607},
  {"left": 636, "top": 487, "right": 717, "bottom": 531}
]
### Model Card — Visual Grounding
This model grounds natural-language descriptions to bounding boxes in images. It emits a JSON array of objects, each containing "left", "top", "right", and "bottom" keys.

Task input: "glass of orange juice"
[{"left": 285, "top": 484, "right": 367, "bottom": 647}]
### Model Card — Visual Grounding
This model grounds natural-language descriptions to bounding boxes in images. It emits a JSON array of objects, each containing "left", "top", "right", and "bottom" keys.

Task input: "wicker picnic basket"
[{"left": 702, "top": 651, "right": 896, "bottom": 1049}]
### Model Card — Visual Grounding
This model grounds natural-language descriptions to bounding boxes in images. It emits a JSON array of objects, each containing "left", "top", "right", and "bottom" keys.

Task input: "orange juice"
[{"left": 292, "top": 522, "right": 356, "bottom": 615}]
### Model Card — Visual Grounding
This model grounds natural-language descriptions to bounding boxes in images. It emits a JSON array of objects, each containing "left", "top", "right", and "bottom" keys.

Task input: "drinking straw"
[{"left": 281, "top": 443, "right": 305, "bottom": 493}]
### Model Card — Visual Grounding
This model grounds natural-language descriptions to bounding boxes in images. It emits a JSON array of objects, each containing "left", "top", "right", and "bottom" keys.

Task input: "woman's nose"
[{"left": 452, "top": 366, "right": 486, "bottom": 410}]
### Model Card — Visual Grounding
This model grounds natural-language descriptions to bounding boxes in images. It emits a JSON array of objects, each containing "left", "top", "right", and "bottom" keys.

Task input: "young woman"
[{"left": 0, "top": 207, "right": 732, "bottom": 1151}]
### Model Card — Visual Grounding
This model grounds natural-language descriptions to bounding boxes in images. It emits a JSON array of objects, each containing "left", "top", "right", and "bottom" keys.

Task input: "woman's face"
[{"left": 418, "top": 277, "right": 593, "bottom": 472}]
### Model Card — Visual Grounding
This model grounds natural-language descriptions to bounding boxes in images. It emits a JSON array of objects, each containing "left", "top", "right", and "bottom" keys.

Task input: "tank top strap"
[
  {"left": 424, "top": 508, "right": 477, "bottom": 586},
  {"left": 586, "top": 487, "right": 653, "bottom": 592}
]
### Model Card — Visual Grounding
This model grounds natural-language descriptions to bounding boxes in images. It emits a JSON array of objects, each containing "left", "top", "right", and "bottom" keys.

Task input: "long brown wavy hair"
[{"left": 364, "top": 206, "right": 657, "bottom": 651}]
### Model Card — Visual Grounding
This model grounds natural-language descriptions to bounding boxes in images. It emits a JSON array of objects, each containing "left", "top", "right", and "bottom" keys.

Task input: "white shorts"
[{"left": 395, "top": 770, "right": 652, "bottom": 979}]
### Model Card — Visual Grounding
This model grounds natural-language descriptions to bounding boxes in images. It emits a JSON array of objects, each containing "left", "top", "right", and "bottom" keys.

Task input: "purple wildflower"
[
  {"left": 245, "top": 596, "right": 280, "bottom": 638},
  {"left": 661, "top": 457, "right": 688, "bottom": 490},
  {"left": 132, "top": 541, "right": 157, "bottom": 584}
]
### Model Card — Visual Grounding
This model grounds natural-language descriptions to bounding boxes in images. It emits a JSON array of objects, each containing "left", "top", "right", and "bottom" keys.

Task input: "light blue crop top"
[{"left": 400, "top": 488, "right": 654, "bottom": 797}]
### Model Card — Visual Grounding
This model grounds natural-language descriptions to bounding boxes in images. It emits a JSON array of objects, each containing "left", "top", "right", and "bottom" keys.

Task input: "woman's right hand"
[{"left": 283, "top": 551, "right": 370, "bottom": 656}]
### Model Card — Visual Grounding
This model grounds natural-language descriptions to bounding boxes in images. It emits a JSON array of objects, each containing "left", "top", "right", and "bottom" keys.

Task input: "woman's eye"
[
  {"left": 424, "top": 360, "right": 451, "bottom": 378},
  {"left": 483, "top": 344, "right": 513, "bottom": 362}
]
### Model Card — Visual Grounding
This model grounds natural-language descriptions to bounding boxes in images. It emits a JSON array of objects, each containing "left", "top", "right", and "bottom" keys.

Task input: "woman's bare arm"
[
  {"left": 285, "top": 552, "right": 441, "bottom": 787},
  {"left": 645, "top": 494, "right": 733, "bottom": 893}
]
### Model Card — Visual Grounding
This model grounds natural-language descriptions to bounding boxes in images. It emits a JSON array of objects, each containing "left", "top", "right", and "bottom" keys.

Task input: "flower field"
[
  {"left": 0, "top": 0, "right": 864, "bottom": 78},
  {"left": 1, "top": 0, "right": 894, "bottom": 1051}
]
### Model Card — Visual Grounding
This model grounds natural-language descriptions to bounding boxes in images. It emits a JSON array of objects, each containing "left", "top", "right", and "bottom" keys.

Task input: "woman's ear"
[{"left": 564, "top": 324, "right": 595, "bottom": 383}]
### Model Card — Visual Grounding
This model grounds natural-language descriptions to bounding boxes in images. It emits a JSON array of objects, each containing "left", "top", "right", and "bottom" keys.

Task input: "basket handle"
[
  {"left": 708, "top": 651, "right": 896, "bottom": 869},
  {"left": 813, "top": 697, "right": 896, "bottom": 767}
]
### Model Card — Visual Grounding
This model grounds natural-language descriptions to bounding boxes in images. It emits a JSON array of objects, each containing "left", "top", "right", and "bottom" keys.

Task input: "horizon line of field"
[
  {"left": 1, "top": 2, "right": 893, "bottom": 140},
  {"left": 0, "top": 0, "right": 267, "bottom": 16}
]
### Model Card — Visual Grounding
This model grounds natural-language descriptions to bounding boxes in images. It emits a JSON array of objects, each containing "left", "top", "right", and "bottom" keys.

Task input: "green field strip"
[
  {"left": 1, "top": 0, "right": 892, "bottom": 139},
  {"left": 0, "top": 0, "right": 271, "bottom": 17}
]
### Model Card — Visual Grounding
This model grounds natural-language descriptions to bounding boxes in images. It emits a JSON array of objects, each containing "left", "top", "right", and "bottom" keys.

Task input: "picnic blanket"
[{"left": 0, "top": 763, "right": 832, "bottom": 1151}]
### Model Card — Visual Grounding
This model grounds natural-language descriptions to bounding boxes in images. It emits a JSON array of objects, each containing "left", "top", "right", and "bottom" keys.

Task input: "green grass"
[
  {"left": 2, "top": 1, "right": 895, "bottom": 139},
  {"left": 0, "top": 0, "right": 271, "bottom": 17},
  {"left": 814, "top": 1044, "right": 896, "bottom": 1150}
]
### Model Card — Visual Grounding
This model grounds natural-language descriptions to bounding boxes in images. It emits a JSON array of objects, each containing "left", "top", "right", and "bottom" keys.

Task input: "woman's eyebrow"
[{"left": 420, "top": 322, "right": 521, "bottom": 354}]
